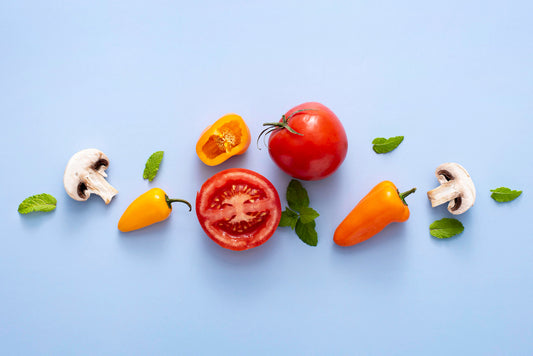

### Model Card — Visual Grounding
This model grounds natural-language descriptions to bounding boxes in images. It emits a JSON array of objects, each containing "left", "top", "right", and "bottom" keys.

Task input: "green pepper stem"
[
  {"left": 398, "top": 188, "right": 416, "bottom": 206},
  {"left": 165, "top": 196, "right": 192, "bottom": 211}
]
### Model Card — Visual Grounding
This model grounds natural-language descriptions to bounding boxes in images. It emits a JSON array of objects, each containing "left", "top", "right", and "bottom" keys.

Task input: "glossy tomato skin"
[
  {"left": 196, "top": 168, "right": 281, "bottom": 251},
  {"left": 268, "top": 102, "right": 348, "bottom": 181}
]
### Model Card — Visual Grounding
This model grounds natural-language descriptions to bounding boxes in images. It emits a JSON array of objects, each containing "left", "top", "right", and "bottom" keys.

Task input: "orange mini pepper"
[
  {"left": 196, "top": 113, "right": 251, "bottom": 166},
  {"left": 334, "top": 181, "right": 416, "bottom": 246},
  {"left": 118, "top": 188, "right": 191, "bottom": 232}
]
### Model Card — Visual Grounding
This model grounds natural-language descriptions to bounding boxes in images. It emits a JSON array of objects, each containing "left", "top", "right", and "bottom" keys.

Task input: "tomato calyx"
[{"left": 257, "top": 109, "right": 319, "bottom": 149}]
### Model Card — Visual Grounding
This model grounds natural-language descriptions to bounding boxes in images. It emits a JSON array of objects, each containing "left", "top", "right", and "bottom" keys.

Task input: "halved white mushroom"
[
  {"left": 63, "top": 148, "right": 118, "bottom": 204},
  {"left": 427, "top": 162, "right": 475, "bottom": 215}
]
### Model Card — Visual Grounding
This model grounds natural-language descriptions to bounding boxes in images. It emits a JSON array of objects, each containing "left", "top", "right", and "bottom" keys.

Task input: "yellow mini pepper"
[{"left": 118, "top": 188, "right": 191, "bottom": 232}]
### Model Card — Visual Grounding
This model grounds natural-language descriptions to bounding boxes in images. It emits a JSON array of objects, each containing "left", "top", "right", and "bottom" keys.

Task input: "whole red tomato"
[
  {"left": 261, "top": 102, "right": 348, "bottom": 181},
  {"left": 196, "top": 168, "right": 281, "bottom": 251}
]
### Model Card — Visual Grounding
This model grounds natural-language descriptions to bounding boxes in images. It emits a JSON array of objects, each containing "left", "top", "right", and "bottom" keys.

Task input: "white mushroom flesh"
[
  {"left": 427, "top": 162, "right": 475, "bottom": 215},
  {"left": 63, "top": 148, "right": 118, "bottom": 204}
]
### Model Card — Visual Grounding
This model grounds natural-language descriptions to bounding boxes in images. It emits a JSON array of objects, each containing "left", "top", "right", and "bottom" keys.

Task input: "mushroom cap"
[
  {"left": 434, "top": 162, "right": 476, "bottom": 214},
  {"left": 63, "top": 148, "right": 117, "bottom": 203}
]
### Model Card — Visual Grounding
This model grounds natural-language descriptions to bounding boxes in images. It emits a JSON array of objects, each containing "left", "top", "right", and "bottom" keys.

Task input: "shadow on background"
[
  {"left": 19, "top": 210, "right": 56, "bottom": 230},
  {"left": 195, "top": 216, "right": 282, "bottom": 300},
  {"left": 116, "top": 217, "right": 173, "bottom": 258},
  {"left": 329, "top": 220, "right": 410, "bottom": 286},
  {"left": 427, "top": 201, "right": 475, "bottom": 248},
  {"left": 62, "top": 192, "right": 116, "bottom": 232}
]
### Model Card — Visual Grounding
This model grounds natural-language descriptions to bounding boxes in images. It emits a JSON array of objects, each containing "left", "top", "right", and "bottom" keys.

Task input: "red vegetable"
[
  {"left": 259, "top": 102, "right": 348, "bottom": 181},
  {"left": 196, "top": 168, "right": 281, "bottom": 251}
]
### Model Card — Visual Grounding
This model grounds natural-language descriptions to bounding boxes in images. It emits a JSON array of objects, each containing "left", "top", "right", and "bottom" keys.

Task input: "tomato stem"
[
  {"left": 398, "top": 188, "right": 416, "bottom": 206},
  {"left": 256, "top": 108, "right": 320, "bottom": 149},
  {"left": 165, "top": 196, "right": 192, "bottom": 211},
  {"left": 286, "top": 108, "right": 319, "bottom": 121}
]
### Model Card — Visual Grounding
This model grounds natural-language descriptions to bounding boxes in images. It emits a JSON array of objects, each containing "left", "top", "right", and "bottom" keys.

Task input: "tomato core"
[{"left": 211, "top": 182, "right": 270, "bottom": 235}]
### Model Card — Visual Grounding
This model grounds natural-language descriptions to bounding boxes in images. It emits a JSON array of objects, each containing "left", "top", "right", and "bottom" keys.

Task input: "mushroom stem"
[
  {"left": 427, "top": 182, "right": 461, "bottom": 207},
  {"left": 84, "top": 171, "right": 118, "bottom": 204}
]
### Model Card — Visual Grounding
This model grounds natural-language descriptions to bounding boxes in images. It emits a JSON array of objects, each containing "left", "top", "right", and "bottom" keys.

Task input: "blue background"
[{"left": 1, "top": 1, "right": 532, "bottom": 355}]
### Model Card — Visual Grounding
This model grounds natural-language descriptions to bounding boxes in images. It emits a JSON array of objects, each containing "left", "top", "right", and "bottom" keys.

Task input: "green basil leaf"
[
  {"left": 490, "top": 187, "right": 522, "bottom": 203},
  {"left": 143, "top": 151, "right": 164, "bottom": 182},
  {"left": 429, "top": 218, "right": 464, "bottom": 239},
  {"left": 279, "top": 208, "right": 298, "bottom": 230},
  {"left": 299, "top": 207, "right": 320, "bottom": 224},
  {"left": 372, "top": 136, "right": 404, "bottom": 154},
  {"left": 18, "top": 193, "right": 57, "bottom": 214},
  {"left": 286, "top": 179, "right": 309, "bottom": 212},
  {"left": 295, "top": 219, "right": 318, "bottom": 246}
]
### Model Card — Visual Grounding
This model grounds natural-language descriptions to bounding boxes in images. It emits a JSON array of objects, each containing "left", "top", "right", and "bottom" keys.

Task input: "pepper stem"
[
  {"left": 165, "top": 196, "right": 192, "bottom": 211},
  {"left": 398, "top": 188, "right": 416, "bottom": 206}
]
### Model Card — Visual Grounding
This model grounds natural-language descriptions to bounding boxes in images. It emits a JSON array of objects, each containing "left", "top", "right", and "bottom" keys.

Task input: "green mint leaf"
[
  {"left": 295, "top": 219, "right": 318, "bottom": 246},
  {"left": 143, "top": 151, "right": 164, "bottom": 182},
  {"left": 372, "top": 136, "right": 404, "bottom": 154},
  {"left": 286, "top": 179, "right": 309, "bottom": 212},
  {"left": 281, "top": 180, "right": 319, "bottom": 246},
  {"left": 490, "top": 187, "right": 522, "bottom": 202},
  {"left": 299, "top": 206, "right": 320, "bottom": 224},
  {"left": 279, "top": 208, "right": 298, "bottom": 230},
  {"left": 18, "top": 193, "right": 57, "bottom": 214},
  {"left": 429, "top": 218, "right": 464, "bottom": 239}
]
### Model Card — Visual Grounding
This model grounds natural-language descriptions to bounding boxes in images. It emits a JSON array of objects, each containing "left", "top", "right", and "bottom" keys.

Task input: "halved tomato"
[{"left": 196, "top": 168, "right": 281, "bottom": 251}]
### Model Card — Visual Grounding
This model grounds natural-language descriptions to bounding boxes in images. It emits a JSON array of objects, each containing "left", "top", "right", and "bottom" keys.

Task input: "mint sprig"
[
  {"left": 143, "top": 151, "right": 164, "bottom": 182},
  {"left": 490, "top": 187, "right": 522, "bottom": 203},
  {"left": 295, "top": 219, "right": 317, "bottom": 246},
  {"left": 429, "top": 218, "right": 464, "bottom": 239},
  {"left": 279, "top": 180, "right": 319, "bottom": 246},
  {"left": 279, "top": 209, "right": 298, "bottom": 230},
  {"left": 18, "top": 193, "right": 57, "bottom": 214},
  {"left": 372, "top": 136, "right": 404, "bottom": 154}
]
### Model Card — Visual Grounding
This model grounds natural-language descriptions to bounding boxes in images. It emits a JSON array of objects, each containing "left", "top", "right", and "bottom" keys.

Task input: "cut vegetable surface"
[
  {"left": 427, "top": 162, "right": 475, "bottom": 215},
  {"left": 196, "top": 168, "right": 281, "bottom": 251},
  {"left": 196, "top": 114, "right": 251, "bottom": 166},
  {"left": 334, "top": 181, "right": 415, "bottom": 247},
  {"left": 118, "top": 188, "right": 191, "bottom": 232},
  {"left": 258, "top": 102, "right": 348, "bottom": 181},
  {"left": 63, "top": 148, "right": 118, "bottom": 204}
]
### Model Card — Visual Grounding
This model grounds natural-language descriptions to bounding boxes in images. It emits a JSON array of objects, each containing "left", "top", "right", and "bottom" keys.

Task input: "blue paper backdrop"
[{"left": 1, "top": 1, "right": 532, "bottom": 354}]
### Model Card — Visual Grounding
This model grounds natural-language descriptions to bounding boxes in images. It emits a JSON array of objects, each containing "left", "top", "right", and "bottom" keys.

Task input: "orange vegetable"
[
  {"left": 196, "top": 113, "right": 251, "bottom": 166},
  {"left": 118, "top": 188, "right": 191, "bottom": 232},
  {"left": 334, "top": 181, "right": 416, "bottom": 246}
]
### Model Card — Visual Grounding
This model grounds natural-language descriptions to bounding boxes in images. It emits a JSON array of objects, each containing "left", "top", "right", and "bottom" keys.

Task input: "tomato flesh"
[
  {"left": 196, "top": 169, "right": 281, "bottom": 251},
  {"left": 268, "top": 102, "right": 348, "bottom": 181}
]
